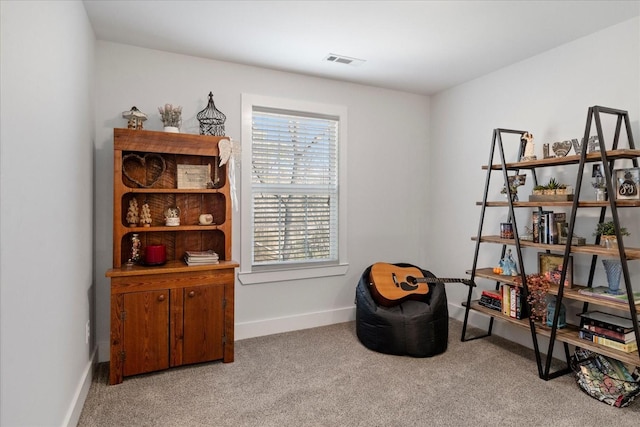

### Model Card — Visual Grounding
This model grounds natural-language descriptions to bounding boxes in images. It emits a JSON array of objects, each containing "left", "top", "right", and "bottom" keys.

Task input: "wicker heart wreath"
[{"left": 122, "top": 153, "right": 167, "bottom": 188}]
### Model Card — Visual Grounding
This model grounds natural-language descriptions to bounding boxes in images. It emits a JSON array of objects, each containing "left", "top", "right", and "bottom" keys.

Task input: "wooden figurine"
[
  {"left": 140, "top": 202, "right": 152, "bottom": 227},
  {"left": 126, "top": 198, "right": 139, "bottom": 227}
]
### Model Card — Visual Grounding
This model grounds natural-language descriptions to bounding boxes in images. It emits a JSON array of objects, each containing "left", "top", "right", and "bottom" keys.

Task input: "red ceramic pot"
[{"left": 144, "top": 245, "right": 166, "bottom": 266}]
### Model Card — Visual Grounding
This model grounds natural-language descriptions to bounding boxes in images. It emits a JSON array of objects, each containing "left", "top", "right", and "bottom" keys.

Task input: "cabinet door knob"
[
  {"left": 158, "top": 294, "right": 166, "bottom": 302},
  {"left": 188, "top": 291, "right": 196, "bottom": 298}
]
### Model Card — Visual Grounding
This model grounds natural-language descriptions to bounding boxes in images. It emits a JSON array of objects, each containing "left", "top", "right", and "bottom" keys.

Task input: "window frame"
[{"left": 238, "top": 94, "right": 349, "bottom": 284}]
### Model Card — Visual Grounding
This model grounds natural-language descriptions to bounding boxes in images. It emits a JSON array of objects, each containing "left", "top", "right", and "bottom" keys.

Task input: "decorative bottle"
[{"left": 128, "top": 233, "right": 141, "bottom": 265}]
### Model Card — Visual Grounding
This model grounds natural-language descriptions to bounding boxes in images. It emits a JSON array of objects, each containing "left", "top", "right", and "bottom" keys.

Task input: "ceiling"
[{"left": 83, "top": 1, "right": 639, "bottom": 95}]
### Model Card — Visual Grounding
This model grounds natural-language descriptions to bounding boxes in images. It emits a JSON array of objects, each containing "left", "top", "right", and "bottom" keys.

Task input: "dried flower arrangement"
[
  {"left": 514, "top": 273, "right": 552, "bottom": 323},
  {"left": 158, "top": 104, "right": 182, "bottom": 128}
]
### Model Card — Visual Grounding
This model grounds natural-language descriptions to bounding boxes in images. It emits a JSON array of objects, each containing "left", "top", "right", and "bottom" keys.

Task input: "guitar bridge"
[{"left": 392, "top": 273, "right": 400, "bottom": 288}]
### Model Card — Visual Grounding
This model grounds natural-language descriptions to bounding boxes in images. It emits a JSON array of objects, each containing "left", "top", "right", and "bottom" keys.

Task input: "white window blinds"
[{"left": 251, "top": 106, "right": 339, "bottom": 267}]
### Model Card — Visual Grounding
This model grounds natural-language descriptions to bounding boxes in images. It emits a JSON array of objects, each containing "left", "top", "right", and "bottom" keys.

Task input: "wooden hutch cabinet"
[{"left": 106, "top": 128, "right": 238, "bottom": 385}]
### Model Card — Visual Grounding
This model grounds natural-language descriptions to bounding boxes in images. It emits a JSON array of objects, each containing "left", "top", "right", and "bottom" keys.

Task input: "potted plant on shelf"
[
  {"left": 158, "top": 104, "right": 182, "bottom": 133},
  {"left": 530, "top": 178, "right": 572, "bottom": 199},
  {"left": 594, "top": 220, "right": 630, "bottom": 249},
  {"left": 543, "top": 177, "right": 560, "bottom": 195},
  {"left": 532, "top": 185, "right": 546, "bottom": 196}
]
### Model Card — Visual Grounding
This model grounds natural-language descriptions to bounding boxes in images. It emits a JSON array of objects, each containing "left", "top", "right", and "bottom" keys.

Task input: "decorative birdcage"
[{"left": 197, "top": 91, "right": 226, "bottom": 136}]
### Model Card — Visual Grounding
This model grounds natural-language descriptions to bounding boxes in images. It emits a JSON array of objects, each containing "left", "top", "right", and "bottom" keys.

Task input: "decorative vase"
[
  {"left": 163, "top": 126, "right": 179, "bottom": 133},
  {"left": 595, "top": 188, "right": 606, "bottom": 201},
  {"left": 600, "top": 235, "right": 617, "bottom": 249},
  {"left": 602, "top": 259, "right": 623, "bottom": 295}
]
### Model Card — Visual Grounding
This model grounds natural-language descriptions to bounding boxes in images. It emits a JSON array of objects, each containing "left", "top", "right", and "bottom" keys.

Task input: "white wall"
[
  {"left": 94, "top": 42, "right": 430, "bottom": 360},
  {"left": 0, "top": 1, "right": 95, "bottom": 426},
  {"left": 429, "top": 18, "right": 640, "bottom": 348}
]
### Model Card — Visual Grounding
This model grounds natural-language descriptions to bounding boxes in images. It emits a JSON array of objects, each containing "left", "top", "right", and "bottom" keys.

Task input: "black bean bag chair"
[{"left": 355, "top": 263, "right": 449, "bottom": 357}]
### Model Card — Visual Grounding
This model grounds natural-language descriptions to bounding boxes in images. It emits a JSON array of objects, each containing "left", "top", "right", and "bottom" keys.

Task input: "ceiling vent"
[{"left": 324, "top": 53, "right": 366, "bottom": 66}]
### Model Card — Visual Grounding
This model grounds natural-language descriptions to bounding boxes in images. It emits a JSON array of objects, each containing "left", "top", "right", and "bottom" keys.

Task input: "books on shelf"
[
  {"left": 581, "top": 324, "right": 636, "bottom": 344},
  {"left": 579, "top": 311, "right": 639, "bottom": 334},
  {"left": 579, "top": 330, "right": 638, "bottom": 353},
  {"left": 184, "top": 250, "right": 219, "bottom": 266},
  {"left": 532, "top": 211, "right": 566, "bottom": 244},
  {"left": 479, "top": 289, "right": 502, "bottom": 312},
  {"left": 577, "top": 286, "right": 640, "bottom": 303},
  {"left": 502, "top": 284, "right": 510, "bottom": 316},
  {"left": 500, "top": 284, "right": 527, "bottom": 319}
]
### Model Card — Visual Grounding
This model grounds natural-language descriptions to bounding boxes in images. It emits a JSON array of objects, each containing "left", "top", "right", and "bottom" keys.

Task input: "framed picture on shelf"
[
  {"left": 556, "top": 221, "right": 568, "bottom": 241},
  {"left": 592, "top": 163, "right": 603, "bottom": 178},
  {"left": 614, "top": 168, "right": 640, "bottom": 200},
  {"left": 177, "top": 164, "right": 210, "bottom": 189},
  {"left": 538, "top": 252, "right": 573, "bottom": 288},
  {"left": 557, "top": 221, "right": 586, "bottom": 245}
]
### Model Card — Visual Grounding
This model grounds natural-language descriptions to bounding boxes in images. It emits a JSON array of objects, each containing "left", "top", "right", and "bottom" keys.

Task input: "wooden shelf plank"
[
  {"left": 467, "top": 301, "right": 640, "bottom": 365},
  {"left": 471, "top": 235, "right": 640, "bottom": 260},
  {"left": 117, "top": 224, "right": 226, "bottom": 232},
  {"left": 106, "top": 259, "right": 239, "bottom": 278},
  {"left": 548, "top": 285, "right": 640, "bottom": 310},
  {"left": 470, "top": 267, "right": 640, "bottom": 311},
  {"left": 124, "top": 188, "right": 225, "bottom": 194},
  {"left": 482, "top": 149, "right": 640, "bottom": 170},
  {"left": 478, "top": 200, "right": 640, "bottom": 208},
  {"left": 114, "top": 128, "right": 224, "bottom": 156}
]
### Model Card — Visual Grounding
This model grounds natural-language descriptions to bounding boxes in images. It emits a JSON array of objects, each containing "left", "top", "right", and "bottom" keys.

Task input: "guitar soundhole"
[{"left": 400, "top": 281, "right": 419, "bottom": 291}]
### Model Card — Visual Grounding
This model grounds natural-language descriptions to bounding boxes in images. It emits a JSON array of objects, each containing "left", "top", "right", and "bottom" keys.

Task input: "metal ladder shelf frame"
[
  {"left": 543, "top": 105, "right": 639, "bottom": 379},
  {"left": 462, "top": 106, "right": 640, "bottom": 381},
  {"left": 461, "top": 127, "right": 560, "bottom": 379}
]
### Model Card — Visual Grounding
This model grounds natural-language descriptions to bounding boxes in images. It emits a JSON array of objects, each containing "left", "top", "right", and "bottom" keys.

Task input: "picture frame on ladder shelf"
[
  {"left": 538, "top": 252, "right": 573, "bottom": 288},
  {"left": 614, "top": 168, "right": 640, "bottom": 200}
]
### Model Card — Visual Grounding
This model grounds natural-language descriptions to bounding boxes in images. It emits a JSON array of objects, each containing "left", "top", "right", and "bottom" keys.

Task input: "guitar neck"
[{"left": 413, "top": 277, "right": 473, "bottom": 286}]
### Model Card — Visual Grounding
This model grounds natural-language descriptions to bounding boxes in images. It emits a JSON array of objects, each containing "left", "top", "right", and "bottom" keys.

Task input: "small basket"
[{"left": 570, "top": 348, "right": 640, "bottom": 408}]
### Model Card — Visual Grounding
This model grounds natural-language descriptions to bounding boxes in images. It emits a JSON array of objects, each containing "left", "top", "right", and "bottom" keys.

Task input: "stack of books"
[
  {"left": 184, "top": 250, "right": 219, "bottom": 266},
  {"left": 579, "top": 311, "right": 639, "bottom": 353},
  {"left": 479, "top": 289, "right": 502, "bottom": 312}
]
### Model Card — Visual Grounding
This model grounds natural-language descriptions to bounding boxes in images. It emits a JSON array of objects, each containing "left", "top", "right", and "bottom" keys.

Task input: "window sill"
[{"left": 237, "top": 263, "right": 349, "bottom": 285}]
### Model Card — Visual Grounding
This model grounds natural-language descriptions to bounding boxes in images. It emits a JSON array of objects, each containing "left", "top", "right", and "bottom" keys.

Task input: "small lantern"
[
  {"left": 197, "top": 92, "right": 226, "bottom": 136},
  {"left": 122, "top": 106, "right": 147, "bottom": 130}
]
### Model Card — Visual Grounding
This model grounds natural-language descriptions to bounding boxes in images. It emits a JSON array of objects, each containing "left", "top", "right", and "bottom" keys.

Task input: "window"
[{"left": 239, "top": 95, "right": 348, "bottom": 284}]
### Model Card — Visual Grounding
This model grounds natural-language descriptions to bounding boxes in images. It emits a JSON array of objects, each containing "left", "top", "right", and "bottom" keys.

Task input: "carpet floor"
[{"left": 78, "top": 319, "right": 640, "bottom": 426}]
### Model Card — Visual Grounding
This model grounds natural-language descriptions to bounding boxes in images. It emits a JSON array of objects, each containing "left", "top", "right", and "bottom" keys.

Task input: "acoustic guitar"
[{"left": 369, "top": 262, "right": 473, "bottom": 307}]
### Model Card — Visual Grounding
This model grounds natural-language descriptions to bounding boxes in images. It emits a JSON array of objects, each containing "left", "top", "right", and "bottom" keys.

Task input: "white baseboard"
[
  {"left": 98, "top": 303, "right": 566, "bottom": 361},
  {"left": 63, "top": 346, "right": 97, "bottom": 427},
  {"left": 235, "top": 306, "right": 356, "bottom": 340}
]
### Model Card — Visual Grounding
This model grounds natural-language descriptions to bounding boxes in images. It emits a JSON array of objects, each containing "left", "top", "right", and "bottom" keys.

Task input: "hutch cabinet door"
[
  {"left": 182, "top": 283, "right": 225, "bottom": 365},
  {"left": 122, "top": 290, "right": 170, "bottom": 377}
]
